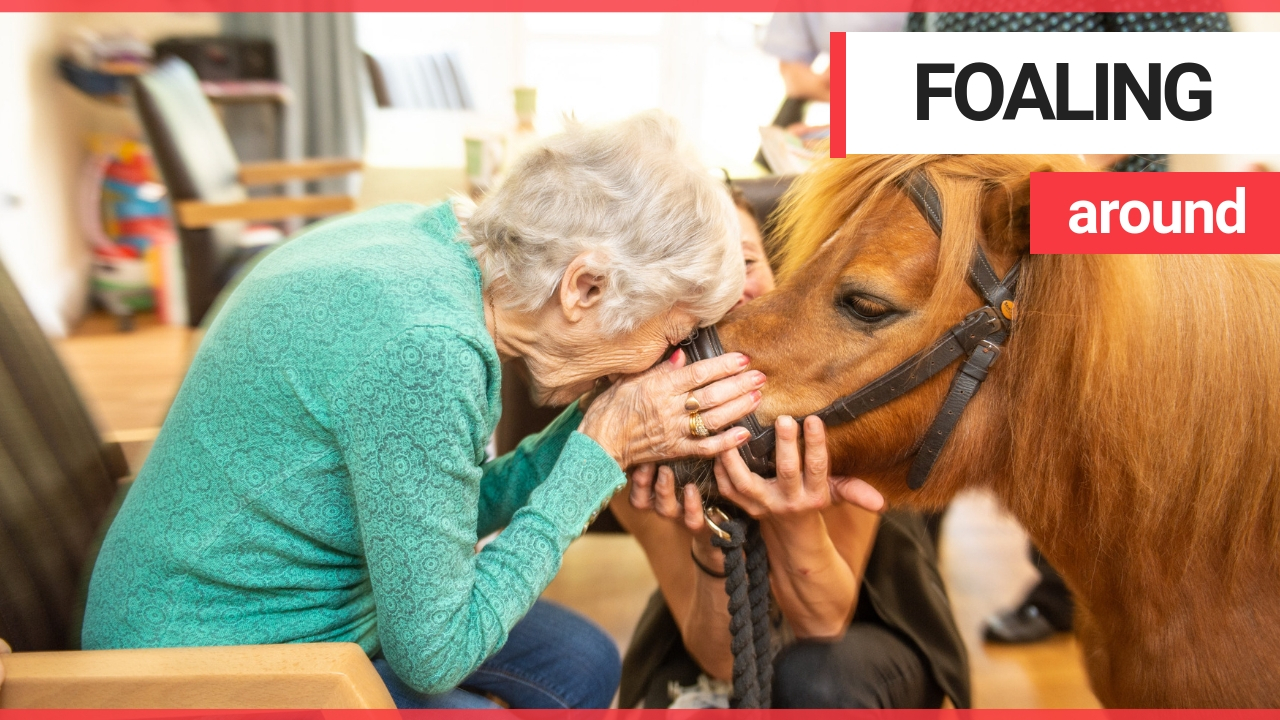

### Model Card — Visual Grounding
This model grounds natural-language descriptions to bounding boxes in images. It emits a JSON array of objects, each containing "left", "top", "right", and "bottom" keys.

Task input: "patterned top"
[
  {"left": 1108, "top": 154, "right": 1168, "bottom": 173},
  {"left": 906, "top": 11, "right": 1231, "bottom": 32},
  {"left": 82, "top": 202, "right": 627, "bottom": 694}
]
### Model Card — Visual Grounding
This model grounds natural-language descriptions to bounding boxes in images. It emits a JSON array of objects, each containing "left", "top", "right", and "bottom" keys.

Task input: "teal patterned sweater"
[{"left": 82, "top": 202, "right": 626, "bottom": 694}]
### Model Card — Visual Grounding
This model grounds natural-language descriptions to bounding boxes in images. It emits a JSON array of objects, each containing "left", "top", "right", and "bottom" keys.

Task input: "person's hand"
[
  {"left": 712, "top": 415, "right": 884, "bottom": 522},
  {"left": 628, "top": 463, "right": 724, "bottom": 574},
  {"left": 779, "top": 61, "right": 831, "bottom": 103},
  {"left": 579, "top": 349, "right": 765, "bottom": 470}
]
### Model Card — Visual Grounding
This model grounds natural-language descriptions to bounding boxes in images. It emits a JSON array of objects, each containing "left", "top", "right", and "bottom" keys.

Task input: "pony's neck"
[{"left": 969, "top": 253, "right": 1280, "bottom": 600}]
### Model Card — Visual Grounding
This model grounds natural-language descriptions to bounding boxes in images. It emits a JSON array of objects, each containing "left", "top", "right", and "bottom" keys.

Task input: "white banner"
[{"left": 835, "top": 32, "right": 1280, "bottom": 154}]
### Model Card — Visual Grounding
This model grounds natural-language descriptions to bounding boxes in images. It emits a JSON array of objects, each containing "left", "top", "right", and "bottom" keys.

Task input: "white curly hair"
[{"left": 461, "top": 110, "right": 744, "bottom": 335}]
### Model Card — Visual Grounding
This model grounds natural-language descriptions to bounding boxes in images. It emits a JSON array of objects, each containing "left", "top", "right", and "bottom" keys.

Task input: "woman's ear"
[
  {"left": 559, "top": 253, "right": 606, "bottom": 323},
  {"left": 982, "top": 165, "right": 1048, "bottom": 256}
]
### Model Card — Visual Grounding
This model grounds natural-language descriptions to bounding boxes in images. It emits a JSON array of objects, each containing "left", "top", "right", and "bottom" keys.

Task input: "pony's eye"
[{"left": 840, "top": 293, "right": 893, "bottom": 323}]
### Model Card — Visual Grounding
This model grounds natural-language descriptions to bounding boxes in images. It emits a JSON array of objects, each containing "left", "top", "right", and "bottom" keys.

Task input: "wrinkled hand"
[
  {"left": 713, "top": 415, "right": 884, "bottom": 521},
  {"left": 579, "top": 348, "right": 765, "bottom": 470},
  {"left": 628, "top": 463, "right": 724, "bottom": 575}
]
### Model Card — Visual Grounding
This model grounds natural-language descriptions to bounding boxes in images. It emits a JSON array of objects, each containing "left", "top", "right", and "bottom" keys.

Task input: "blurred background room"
[{"left": 1, "top": 10, "right": 1278, "bottom": 708}]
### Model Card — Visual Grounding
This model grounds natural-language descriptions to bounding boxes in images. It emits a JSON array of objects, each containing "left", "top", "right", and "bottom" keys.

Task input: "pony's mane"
[
  {"left": 772, "top": 155, "right": 1280, "bottom": 585},
  {"left": 1012, "top": 250, "right": 1280, "bottom": 586}
]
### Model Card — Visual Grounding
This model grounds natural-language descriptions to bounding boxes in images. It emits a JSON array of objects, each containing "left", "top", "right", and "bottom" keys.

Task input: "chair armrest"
[
  {"left": 176, "top": 195, "right": 355, "bottom": 228},
  {"left": 0, "top": 642, "right": 395, "bottom": 709},
  {"left": 238, "top": 158, "right": 364, "bottom": 186}
]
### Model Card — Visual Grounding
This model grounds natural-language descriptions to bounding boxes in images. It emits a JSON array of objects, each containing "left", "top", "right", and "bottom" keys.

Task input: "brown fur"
[{"left": 716, "top": 154, "right": 1280, "bottom": 707}]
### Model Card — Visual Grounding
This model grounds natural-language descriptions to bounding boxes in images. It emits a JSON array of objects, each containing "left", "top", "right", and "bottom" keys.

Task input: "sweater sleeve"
[
  {"left": 476, "top": 403, "right": 588, "bottom": 537},
  {"left": 332, "top": 326, "right": 625, "bottom": 694}
]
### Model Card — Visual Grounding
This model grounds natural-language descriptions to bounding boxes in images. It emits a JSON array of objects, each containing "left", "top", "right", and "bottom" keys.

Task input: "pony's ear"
[{"left": 982, "top": 165, "right": 1049, "bottom": 256}]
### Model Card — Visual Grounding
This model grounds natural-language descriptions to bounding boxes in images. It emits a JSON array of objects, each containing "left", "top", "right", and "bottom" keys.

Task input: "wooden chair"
[
  {"left": 133, "top": 58, "right": 363, "bottom": 326},
  {"left": 1, "top": 644, "right": 394, "bottom": 708},
  {"left": 0, "top": 258, "right": 392, "bottom": 708}
]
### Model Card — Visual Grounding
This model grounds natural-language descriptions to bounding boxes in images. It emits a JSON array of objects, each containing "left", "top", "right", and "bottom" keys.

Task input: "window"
[{"left": 356, "top": 12, "right": 786, "bottom": 172}]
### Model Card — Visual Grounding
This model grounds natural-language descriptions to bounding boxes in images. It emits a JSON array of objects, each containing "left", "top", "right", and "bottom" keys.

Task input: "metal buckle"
[
  {"left": 978, "top": 338, "right": 1003, "bottom": 358},
  {"left": 968, "top": 305, "right": 1004, "bottom": 332},
  {"left": 704, "top": 506, "right": 732, "bottom": 541},
  {"left": 954, "top": 306, "right": 1004, "bottom": 351},
  {"left": 970, "top": 339, "right": 1003, "bottom": 373}
]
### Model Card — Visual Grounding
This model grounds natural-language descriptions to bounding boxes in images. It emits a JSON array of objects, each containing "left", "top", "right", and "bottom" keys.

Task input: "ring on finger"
[
  {"left": 688, "top": 411, "right": 711, "bottom": 438},
  {"left": 684, "top": 393, "right": 701, "bottom": 412}
]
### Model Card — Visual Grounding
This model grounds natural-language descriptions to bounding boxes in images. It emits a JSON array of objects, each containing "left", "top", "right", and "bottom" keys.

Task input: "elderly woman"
[
  {"left": 613, "top": 190, "right": 970, "bottom": 709},
  {"left": 82, "top": 112, "right": 763, "bottom": 709}
]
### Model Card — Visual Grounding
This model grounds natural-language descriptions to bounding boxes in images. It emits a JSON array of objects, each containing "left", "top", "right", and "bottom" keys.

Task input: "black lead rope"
[{"left": 707, "top": 510, "right": 772, "bottom": 708}]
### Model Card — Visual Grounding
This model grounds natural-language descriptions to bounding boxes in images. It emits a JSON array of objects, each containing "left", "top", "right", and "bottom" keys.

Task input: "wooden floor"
[{"left": 54, "top": 312, "right": 1099, "bottom": 708}]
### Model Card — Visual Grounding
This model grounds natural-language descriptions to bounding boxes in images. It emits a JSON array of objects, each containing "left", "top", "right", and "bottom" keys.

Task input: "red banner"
[
  {"left": 830, "top": 31, "right": 846, "bottom": 160},
  {"left": 1, "top": 711, "right": 1280, "bottom": 718},
  {"left": 1031, "top": 171, "right": 1279, "bottom": 254}
]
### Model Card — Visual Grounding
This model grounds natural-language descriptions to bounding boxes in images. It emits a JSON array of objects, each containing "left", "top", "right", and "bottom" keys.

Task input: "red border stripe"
[
  {"left": 0, "top": 0, "right": 1271, "bottom": 9},
  {"left": 4, "top": 710, "right": 1280, "bottom": 718},
  {"left": 829, "top": 31, "right": 846, "bottom": 160}
]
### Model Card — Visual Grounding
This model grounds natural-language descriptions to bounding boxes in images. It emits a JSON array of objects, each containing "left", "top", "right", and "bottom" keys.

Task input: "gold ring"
[
  {"left": 684, "top": 394, "right": 701, "bottom": 412},
  {"left": 688, "top": 411, "right": 710, "bottom": 438}
]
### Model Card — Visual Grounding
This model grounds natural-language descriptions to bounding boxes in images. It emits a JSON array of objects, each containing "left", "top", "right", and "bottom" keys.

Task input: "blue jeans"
[{"left": 373, "top": 599, "right": 621, "bottom": 709}]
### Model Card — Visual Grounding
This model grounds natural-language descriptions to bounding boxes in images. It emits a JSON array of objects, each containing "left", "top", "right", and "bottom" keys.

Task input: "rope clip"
[{"left": 704, "top": 506, "right": 732, "bottom": 541}]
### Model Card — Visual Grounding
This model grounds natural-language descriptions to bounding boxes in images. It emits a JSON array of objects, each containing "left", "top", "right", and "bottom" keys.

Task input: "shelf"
[{"left": 57, "top": 57, "right": 139, "bottom": 106}]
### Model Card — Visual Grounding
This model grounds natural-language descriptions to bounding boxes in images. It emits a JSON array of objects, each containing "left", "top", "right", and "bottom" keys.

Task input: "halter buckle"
[
  {"left": 704, "top": 506, "right": 732, "bottom": 541},
  {"left": 954, "top": 306, "right": 1006, "bottom": 352},
  {"left": 968, "top": 305, "right": 1003, "bottom": 329},
  {"left": 975, "top": 338, "right": 1003, "bottom": 365}
]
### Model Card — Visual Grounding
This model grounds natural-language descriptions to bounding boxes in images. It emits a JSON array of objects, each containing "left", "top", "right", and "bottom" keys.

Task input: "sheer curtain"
[{"left": 223, "top": 13, "right": 366, "bottom": 195}]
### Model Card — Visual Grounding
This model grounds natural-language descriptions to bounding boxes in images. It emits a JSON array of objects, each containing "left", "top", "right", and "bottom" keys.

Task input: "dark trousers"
[
  {"left": 635, "top": 618, "right": 943, "bottom": 709},
  {"left": 1026, "top": 544, "right": 1074, "bottom": 629},
  {"left": 772, "top": 624, "right": 946, "bottom": 708},
  {"left": 923, "top": 513, "right": 1073, "bottom": 630}
]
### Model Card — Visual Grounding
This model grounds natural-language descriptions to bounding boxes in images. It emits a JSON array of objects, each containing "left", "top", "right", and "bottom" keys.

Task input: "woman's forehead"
[{"left": 739, "top": 211, "right": 765, "bottom": 251}]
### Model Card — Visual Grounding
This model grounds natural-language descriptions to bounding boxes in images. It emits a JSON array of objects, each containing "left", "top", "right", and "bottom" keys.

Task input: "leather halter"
[{"left": 680, "top": 171, "right": 1021, "bottom": 490}]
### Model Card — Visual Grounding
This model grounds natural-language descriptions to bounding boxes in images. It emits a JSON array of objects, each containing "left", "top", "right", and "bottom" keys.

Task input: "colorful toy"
[{"left": 79, "top": 135, "right": 185, "bottom": 329}]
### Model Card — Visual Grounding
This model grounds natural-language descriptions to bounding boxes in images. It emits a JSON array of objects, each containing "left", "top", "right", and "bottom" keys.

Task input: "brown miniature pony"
[{"left": 714, "top": 154, "right": 1280, "bottom": 707}]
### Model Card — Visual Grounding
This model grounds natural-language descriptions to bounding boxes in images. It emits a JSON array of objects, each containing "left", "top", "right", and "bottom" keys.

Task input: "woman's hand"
[
  {"left": 625, "top": 462, "right": 734, "bottom": 678},
  {"left": 628, "top": 463, "right": 724, "bottom": 575},
  {"left": 579, "top": 349, "right": 765, "bottom": 470},
  {"left": 713, "top": 415, "right": 884, "bottom": 521},
  {"left": 713, "top": 415, "right": 881, "bottom": 639}
]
